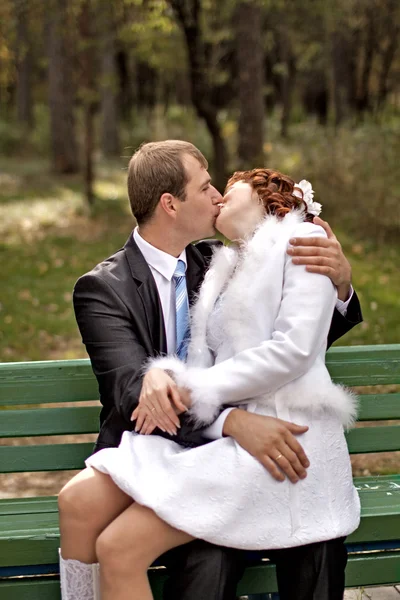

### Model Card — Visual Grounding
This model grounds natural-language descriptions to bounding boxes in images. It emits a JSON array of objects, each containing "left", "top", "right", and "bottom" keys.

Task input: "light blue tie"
[{"left": 173, "top": 259, "right": 190, "bottom": 360}]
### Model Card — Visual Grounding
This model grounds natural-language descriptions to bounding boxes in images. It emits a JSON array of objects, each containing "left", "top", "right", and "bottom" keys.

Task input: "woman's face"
[{"left": 216, "top": 181, "right": 264, "bottom": 241}]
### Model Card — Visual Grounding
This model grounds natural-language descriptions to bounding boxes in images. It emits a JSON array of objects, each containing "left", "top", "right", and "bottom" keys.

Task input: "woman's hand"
[
  {"left": 131, "top": 368, "right": 188, "bottom": 436},
  {"left": 287, "top": 216, "right": 352, "bottom": 301}
]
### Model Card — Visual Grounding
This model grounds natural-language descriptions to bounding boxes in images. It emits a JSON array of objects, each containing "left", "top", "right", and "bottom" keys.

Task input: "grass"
[
  {"left": 0, "top": 131, "right": 399, "bottom": 362},
  {"left": 0, "top": 156, "right": 134, "bottom": 361},
  {"left": 0, "top": 148, "right": 398, "bottom": 485}
]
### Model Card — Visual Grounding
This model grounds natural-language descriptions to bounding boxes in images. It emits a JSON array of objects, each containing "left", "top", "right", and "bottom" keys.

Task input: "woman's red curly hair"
[{"left": 225, "top": 168, "right": 313, "bottom": 221}]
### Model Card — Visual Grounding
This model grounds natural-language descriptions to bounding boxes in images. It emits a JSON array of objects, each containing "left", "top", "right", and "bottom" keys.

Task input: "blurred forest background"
[{"left": 0, "top": 0, "right": 399, "bottom": 362}]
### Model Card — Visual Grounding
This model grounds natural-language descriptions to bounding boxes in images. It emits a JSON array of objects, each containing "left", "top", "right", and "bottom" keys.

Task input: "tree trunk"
[
  {"left": 79, "top": 0, "right": 96, "bottom": 206},
  {"left": 15, "top": 0, "right": 33, "bottom": 128},
  {"left": 235, "top": 1, "right": 265, "bottom": 165},
  {"left": 276, "top": 23, "right": 296, "bottom": 139},
  {"left": 47, "top": 0, "right": 79, "bottom": 174},
  {"left": 100, "top": 3, "right": 120, "bottom": 157},
  {"left": 84, "top": 104, "right": 95, "bottom": 206},
  {"left": 332, "top": 27, "right": 353, "bottom": 126},
  {"left": 357, "top": 5, "right": 376, "bottom": 113},
  {"left": 377, "top": 1, "right": 399, "bottom": 110},
  {"left": 169, "top": 0, "right": 227, "bottom": 191}
]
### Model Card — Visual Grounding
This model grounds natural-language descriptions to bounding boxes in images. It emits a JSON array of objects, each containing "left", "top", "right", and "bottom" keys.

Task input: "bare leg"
[
  {"left": 96, "top": 502, "right": 194, "bottom": 600},
  {"left": 58, "top": 467, "right": 132, "bottom": 563}
]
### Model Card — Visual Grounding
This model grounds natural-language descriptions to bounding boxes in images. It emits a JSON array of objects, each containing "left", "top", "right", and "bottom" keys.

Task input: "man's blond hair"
[{"left": 127, "top": 140, "right": 208, "bottom": 225}]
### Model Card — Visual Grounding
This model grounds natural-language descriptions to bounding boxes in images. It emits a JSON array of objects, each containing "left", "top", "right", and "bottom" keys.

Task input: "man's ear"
[{"left": 159, "top": 193, "right": 179, "bottom": 217}]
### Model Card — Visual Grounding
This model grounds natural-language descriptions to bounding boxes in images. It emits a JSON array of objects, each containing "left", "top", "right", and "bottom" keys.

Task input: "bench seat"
[
  {"left": 1, "top": 475, "right": 399, "bottom": 589},
  {"left": 1, "top": 345, "right": 400, "bottom": 598}
]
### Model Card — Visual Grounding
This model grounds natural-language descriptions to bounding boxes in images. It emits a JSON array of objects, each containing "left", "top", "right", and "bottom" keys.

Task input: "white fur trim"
[
  {"left": 175, "top": 367, "right": 222, "bottom": 425},
  {"left": 144, "top": 355, "right": 186, "bottom": 377},
  {"left": 154, "top": 211, "right": 356, "bottom": 428},
  {"left": 187, "top": 245, "right": 238, "bottom": 367}
]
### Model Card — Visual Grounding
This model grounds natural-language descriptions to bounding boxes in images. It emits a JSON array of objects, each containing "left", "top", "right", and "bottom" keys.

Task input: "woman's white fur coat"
[
  {"left": 88, "top": 210, "right": 361, "bottom": 550},
  {"left": 150, "top": 210, "right": 357, "bottom": 428}
]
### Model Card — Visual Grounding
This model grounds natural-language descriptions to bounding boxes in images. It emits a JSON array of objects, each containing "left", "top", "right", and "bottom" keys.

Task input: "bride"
[{"left": 59, "top": 168, "right": 360, "bottom": 599}]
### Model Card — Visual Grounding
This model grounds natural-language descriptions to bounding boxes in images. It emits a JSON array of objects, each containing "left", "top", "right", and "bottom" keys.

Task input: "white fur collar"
[{"left": 187, "top": 210, "right": 305, "bottom": 361}]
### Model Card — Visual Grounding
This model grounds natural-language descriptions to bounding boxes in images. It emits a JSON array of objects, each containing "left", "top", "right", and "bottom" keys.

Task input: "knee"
[
  {"left": 58, "top": 477, "right": 97, "bottom": 528},
  {"left": 96, "top": 528, "right": 137, "bottom": 579},
  {"left": 96, "top": 525, "right": 151, "bottom": 578}
]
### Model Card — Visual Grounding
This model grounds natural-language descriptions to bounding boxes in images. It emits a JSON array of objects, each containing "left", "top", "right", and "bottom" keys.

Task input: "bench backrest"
[{"left": 1, "top": 345, "right": 400, "bottom": 475}]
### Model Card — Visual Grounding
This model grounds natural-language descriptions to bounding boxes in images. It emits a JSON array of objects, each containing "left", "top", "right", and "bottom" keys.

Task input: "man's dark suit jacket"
[{"left": 73, "top": 234, "right": 362, "bottom": 452}]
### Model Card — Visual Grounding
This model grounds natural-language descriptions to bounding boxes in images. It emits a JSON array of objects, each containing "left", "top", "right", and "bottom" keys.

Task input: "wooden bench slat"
[
  {"left": 0, "top": 426, "right": 398, "bottom": 472},
  {"left": 0, "top": 406, "right": 100, "bottom": 437},
  {"left": 0, "top": 394, "right": 398, "bottom": 438},
  {"left": 1, "top": 348, "right": 399, "bottom": 593},
  {"left": 0, "top": 512, "right": 59, "bottom": 540},
  {"left": 0, "top": 360, "right": 97, "bottom": 406},
  {"left": 0, "top": 497, "right": 58, "bottom": 517},
  {"left": 326, "top": 344, "right": 400, "bottom": 386},
  {"left": 0, "top": 578, "right": 61, "bottom": 600},
  {"left": 0, "top": 394, "right": 397, "bottom": 440},
  {"left": 357, "top": 393, "right": 400, "bottom": 420},
  {"left": 1, "top": 476, "right": 398, "bottom": 563},
  {"left": 346, "top": 425, "right": 400, "bottom": 453},
  {"left": 0, "top": 552, "right": 398, "bottom": 598},
  {"left": 0, "top": 443, "right": 93, "bottom": 473},
  {"left": 2, "top": 476, "right": 395, "bottom": 518},
  {"left": 1, "top": 550, "right": 399, "bottom": 600},
  {"left": 1, "top": 344, "right": 399, "bottom": 407}
]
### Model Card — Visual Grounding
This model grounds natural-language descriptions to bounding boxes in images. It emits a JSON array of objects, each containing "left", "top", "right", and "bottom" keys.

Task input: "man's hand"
[
  {"left": 131, "top": 368, "right": 187, "bottom": 436},
  {"left": 287, "top": 216, "right": 351, "bottom": 301},
  {"left": 223, "top": 409, "right": 310, "bottom": 483}
]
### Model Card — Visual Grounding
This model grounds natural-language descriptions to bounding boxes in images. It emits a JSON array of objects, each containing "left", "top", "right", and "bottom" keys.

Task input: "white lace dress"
[{"left": 86, "top": 293, "right": 360, "bottom": 551}]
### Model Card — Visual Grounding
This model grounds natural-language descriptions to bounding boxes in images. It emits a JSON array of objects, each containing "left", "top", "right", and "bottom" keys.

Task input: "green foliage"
[
  {"left": 120, "top": 0, "right": 185, "bottom": 73},
  {"left": 0, "top": 105, "right": 51, "bottom": 157},
  {"left": 0, "top": 113, "right": 399, "bottom": 362},
  {"left": 265, "top": 117, "right": 400, "bottom": 242}
]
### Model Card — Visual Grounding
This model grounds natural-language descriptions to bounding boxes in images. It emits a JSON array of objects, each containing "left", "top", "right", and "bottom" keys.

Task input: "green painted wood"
[
  {"left": 0, "top": 511, "right": 59, "bottom": 541},
  {"left": 0, "top": 442, "right": 93, "bottom": 473},
  {"left": 0, "top": 497, "right": 58, "bottom": 516},
  {"left": 1, "top": 421, "right": 394, "bottom": 474},
  {"left": 0, "top": 537, "right": 59, "bottom": 568},
  {"left": 326, "top": 344, "right": 400, "bottom": 386},
  {"left": 0, "top": 406, "right": 100, "bottom": 438},
  {"left": 1, "top": 344, "right": 399, "bottom": 408},
  {"left": 357, "top": 393, "right": 400, "bottom": 420},
  {"left": 344, "top": 551, "right": 400, "bottom": 587},
  {"left": 1, "top": 395, "right": 397, "bottom": 438},
  {"left": 1, "top": 550, "right": 399, "bottom": 600},
  {"left": 0, "top": 578, "right": 61, "bottom": 600},
  {"left": 0, "top": 348, "right": 399, "bottom": 594},
  {"left": 346, "top": 425, "right": 400, "bottom": 453},
  {"left": 0, "top": 359, "right": 97, "bottom": 406},
  {"left": 1, "top": 476, "right": 399, "bottom": 569}
]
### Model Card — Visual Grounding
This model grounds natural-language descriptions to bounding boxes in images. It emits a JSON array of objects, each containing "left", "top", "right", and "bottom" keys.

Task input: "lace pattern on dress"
[{"left": 59, "top": 550, "right": 100, "bottom": 600}]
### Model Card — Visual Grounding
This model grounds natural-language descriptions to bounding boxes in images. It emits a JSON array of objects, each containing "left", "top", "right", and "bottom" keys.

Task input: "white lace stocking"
[{"left": 59, "top": 550, "right": 100, "bottom": 600}]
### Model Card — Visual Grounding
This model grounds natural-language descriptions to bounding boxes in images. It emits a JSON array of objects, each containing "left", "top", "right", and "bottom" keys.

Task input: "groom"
[{"left": 73, "top": 140, "right": 362, "bottom": 599}]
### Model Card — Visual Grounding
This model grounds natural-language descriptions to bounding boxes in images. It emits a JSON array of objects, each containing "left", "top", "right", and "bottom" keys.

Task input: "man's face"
[{"left": 176, "top": 154, "right": 222, "bottom": 242}]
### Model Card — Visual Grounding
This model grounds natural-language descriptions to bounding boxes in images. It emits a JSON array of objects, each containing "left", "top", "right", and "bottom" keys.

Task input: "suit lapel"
[
  {"left": 124, "top": 236, "right": 167, "bottom": 354},
  {"left": 185, "top": 244, "right": 206, "bottom": 306}
]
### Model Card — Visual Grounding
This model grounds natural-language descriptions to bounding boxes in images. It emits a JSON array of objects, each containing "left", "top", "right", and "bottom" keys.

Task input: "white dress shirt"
[
  {"left": 134, "top": 227, "right": 353, "bottom": 440},
  {"left": 134, "top": 227, "right": 187, "bottom": 355}
]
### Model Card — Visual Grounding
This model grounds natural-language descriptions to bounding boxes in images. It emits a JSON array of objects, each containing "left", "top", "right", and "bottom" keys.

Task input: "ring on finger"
[
  {"left": 275, "top": 453, "right": 283, "bottom": 461},
  {"left": 150, "top": 407, "right": 156, "bottom": 413}
]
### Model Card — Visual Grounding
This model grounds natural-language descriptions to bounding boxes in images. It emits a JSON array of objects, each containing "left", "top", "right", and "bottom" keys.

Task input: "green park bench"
[{"left": 0, "top": 344, "right": 399, "bottom": 599}]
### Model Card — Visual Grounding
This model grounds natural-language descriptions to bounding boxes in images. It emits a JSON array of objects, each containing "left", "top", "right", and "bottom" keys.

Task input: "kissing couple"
[{"left": 58, "top": 140, "right": 362, "bottom": 600}]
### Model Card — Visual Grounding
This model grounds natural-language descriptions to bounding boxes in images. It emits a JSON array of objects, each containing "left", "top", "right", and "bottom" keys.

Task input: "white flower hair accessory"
[{"left": 293, "top": 179, "right": 322, "bottom": 216}]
